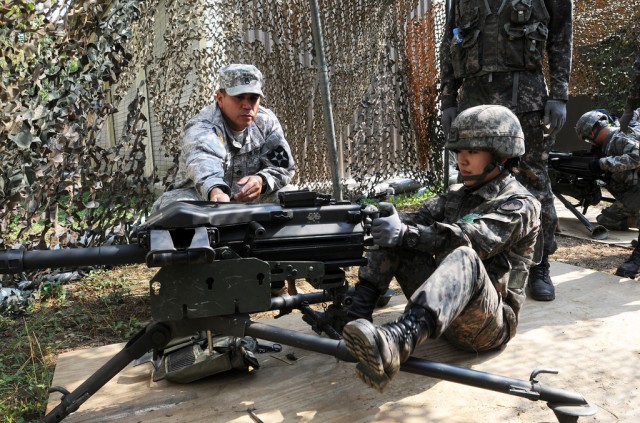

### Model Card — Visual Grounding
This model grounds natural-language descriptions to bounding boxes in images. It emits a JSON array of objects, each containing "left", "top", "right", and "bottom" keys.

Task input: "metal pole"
[{"left": 309, "top": 0, "right": 342, "bottom": 200}]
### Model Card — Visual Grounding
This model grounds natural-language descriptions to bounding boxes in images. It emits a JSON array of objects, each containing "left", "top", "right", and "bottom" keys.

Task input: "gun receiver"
[
  {"left": 1, "top": 193, "right": 366, "bottom": 274},
  {"left": 548, "top": 150, "right": 612, "bottom": 240}
]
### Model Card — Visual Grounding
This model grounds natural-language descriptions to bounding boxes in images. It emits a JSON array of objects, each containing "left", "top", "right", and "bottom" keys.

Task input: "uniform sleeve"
[
  {"left": 625, "top": 52, "right": 640, "bottom": 112},
  {"left": 181, "top": 106, "right": 230, "bottom": 198},
  {"left": 413, "top": 197, "right": 540, "bottom": 266},
  {"left": 256, "top": 111, "right": 296, "bottom": 193},
  {"left": 439, "top": 5, "right": 462, "bottom": 110},
  {"left": 600, "top": 135, "right": 640, "bottom": 173},
  {"left": 545, "top": 0, "right": 573, "bottom": 101}
]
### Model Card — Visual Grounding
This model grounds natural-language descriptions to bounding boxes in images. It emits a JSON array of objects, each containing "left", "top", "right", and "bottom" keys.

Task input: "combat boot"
[
  {"left": 615, "top": 238, "right": 640, "bottom": 279},
  {"left": 303, "top": 282, "right": 381, "bottom": 335},
  {"left": 342, "top": 305, "right": 434, "bottom": 392},
  {"left": 528, "top": 254, "right": 555, "bottom": 301},
  {"left": 596, "top": 213, "right": 629, "bottom": 231}
]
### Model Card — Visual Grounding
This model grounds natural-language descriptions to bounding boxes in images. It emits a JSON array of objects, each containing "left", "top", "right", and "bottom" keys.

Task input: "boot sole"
[
  {"left": 342, "top": 322, "right": 391, "bottom": 392},
  {"left": 530, "top": 293, "right": 555, "bottom": 301},
  {"left": 615, "top": 270, "right": 639, "bottom": 279}
]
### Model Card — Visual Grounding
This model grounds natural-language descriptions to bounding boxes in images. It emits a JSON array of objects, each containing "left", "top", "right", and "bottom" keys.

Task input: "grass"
[{"left": 0, "top": 266, "right": 155, "bottom": 422}]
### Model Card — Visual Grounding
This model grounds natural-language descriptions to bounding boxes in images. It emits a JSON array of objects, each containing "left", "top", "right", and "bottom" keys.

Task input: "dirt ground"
[{"left": 552, "top": 233, "right": 634, "bottom": 275}]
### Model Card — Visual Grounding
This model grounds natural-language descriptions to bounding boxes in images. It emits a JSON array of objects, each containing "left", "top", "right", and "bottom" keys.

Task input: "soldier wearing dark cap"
[
  {"left": 339, "top": 105, "right": 541, "bottom": 392},
  {"left": 153, "top": 64, "right": 295, "bottom": 211},
  {"left": 440, "top": 0, "right": 572, "bottom": 302}
]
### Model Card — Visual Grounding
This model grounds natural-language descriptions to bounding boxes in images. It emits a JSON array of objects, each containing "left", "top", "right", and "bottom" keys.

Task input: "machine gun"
[
  {"left": 548, "top": 150, "right": 614, "bottom": 240},
  {"left": 0, "top": 190, "right": 596, "bottom": 423}
]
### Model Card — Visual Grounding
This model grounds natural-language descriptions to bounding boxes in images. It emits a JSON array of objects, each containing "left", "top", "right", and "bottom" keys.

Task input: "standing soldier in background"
[
  {"left": 439, "top": 0, "right": 573, "bottom": 301},
  {"left": 619, "top": 46, "right": 640, "bottom": 133}
]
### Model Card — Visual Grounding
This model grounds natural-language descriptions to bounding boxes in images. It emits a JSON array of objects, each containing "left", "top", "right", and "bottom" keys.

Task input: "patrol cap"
[
  {"left": 219, "top": 64, "right": 264, "bottom": 97},
  {"left": 446, "top": 104, "right": 525, "bottom": 160}
]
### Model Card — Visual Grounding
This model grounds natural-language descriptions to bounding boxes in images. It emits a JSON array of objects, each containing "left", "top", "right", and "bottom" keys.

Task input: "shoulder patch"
[
  {"left": 460, "top": 213, "right": 482, "bottom": 223},
  {"left": 499, "top": 199, "right": 523, "bottom": 211}
]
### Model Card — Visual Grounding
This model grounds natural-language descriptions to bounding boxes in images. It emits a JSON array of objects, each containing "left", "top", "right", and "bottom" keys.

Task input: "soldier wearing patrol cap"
[
  {"left": 337, "top": 105, "right": 541, "bottom": 393},
  {"left": 153, "top": 64, "right": 296, "bottom": 211}
]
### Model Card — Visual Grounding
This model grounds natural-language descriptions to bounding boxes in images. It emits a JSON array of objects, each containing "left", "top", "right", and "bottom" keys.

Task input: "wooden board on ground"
[{"left": 48, "top": 262, "right": 640, "bottom": 422}]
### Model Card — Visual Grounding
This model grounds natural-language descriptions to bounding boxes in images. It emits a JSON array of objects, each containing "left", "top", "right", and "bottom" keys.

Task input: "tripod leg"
[{"left": 43, "top": 322, "right": 172, "bottom": 423}]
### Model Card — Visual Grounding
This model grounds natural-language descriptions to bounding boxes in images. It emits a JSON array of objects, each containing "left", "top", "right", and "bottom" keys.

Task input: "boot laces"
[
  {"left": 529, "top": 259, "right": 550, "bottom": 280},
  {"left": 382, "top": 315, "right": 420, "bottom": 349}
]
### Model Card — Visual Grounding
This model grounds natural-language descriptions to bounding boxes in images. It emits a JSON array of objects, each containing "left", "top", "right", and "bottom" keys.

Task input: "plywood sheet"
[{"left": 48, "top": 262, "right": 640, "bottom": 422}]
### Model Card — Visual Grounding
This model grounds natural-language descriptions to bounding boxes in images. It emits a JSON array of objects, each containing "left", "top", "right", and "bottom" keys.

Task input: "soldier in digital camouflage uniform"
[
  {"left": 619, "top": 48, "right": 640, "bottom": 133},
  {"left": 440, "top": 0, "right": 572, "bottom": 301},
  {"left": 341, "top": 105, "right": 541, "bottom": 392},
  {"left": 152, "top": 64, "right": 295, "bottom": 212},
  {"left": 575, "top": 110, "right": 640, "bottom": 278}
]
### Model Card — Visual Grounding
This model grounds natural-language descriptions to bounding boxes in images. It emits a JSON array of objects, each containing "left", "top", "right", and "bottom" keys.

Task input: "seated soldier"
[
  {"left": 339, "top": 105, "right": 541, "bottom": 392},
  {"left": 153, "top": 64, "right": 296, "bottom": 212},
  {"left": 575, "top": 110, "right": 640, "bottom": 278}
]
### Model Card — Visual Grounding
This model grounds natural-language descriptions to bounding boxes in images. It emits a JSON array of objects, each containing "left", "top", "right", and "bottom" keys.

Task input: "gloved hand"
[
  {"left": 371, "top": 202, "right": 406, "bottom": 247},
  {"left": 619, "top": 110, "right": 634, "bottom": 133},
  {"left": 441, "top": 107, "right": 458, "bottom": 137},
  {"left": 589, "top": 158, "right": 604, "bottom": 177},
  {"left": 543, "top": 100, "right": 567, "bottom": 136}
]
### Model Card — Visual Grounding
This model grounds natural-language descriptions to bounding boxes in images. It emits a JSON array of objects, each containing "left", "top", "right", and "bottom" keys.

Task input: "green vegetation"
[
  {"left": 0, "top": 266, "right": 154, "bottom": 422},
  {"left": 357, "top": 188, "right": 438, "bottom": 211}
]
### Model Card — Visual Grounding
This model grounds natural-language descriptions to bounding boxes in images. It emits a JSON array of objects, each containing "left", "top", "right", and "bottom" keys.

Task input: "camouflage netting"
[
  {"left": 120, "top": 0, "right": 446, "bottom": 197},
  {"left": 1, "top": 0, "right": 639, "bottom": 253},
  {"left": 570, "top": 1, "right": 640, "bottom": 111}
]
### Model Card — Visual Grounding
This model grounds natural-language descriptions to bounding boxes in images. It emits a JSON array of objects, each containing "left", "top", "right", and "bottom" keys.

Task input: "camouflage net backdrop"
[
  {"left": 1, "top": 0, "right": 640, "bottom": 253},
  {"left": 124, "top": 0, "right": 445, "bottom": 197},
  {"left": 570, "top": 0, "right": 640, "bottom": 111}
]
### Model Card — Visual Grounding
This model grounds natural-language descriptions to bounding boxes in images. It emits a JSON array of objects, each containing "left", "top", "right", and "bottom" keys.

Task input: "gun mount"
[{"left": 0, "top": 190, "right": 597, "bottom": 422}]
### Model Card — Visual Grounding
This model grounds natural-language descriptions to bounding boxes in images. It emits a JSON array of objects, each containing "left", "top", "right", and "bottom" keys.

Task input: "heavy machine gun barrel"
[{"left": 0, "top": 244, "right": 148, "bottom": 274}]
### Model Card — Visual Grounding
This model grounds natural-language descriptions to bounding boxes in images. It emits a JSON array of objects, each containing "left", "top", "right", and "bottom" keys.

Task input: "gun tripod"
[{"left": 44, "top": 261, "right": 597, "bottom": 423}]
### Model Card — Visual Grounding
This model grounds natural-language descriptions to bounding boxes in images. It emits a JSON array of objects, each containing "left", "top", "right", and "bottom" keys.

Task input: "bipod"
[{"left": 44, "top": 322, "right": 173, "bottom": 423}]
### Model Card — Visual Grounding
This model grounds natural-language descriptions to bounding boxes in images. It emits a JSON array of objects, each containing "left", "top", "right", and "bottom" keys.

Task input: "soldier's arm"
[
  {"left": 545, "top": 0, "right": 573, "bottom": 102},
  {"left": 600, "top": 137, "right": 640, "bottom": 173},
  {"left": 182, "top": 106, "right": 231, "bottom": 198},
  {"left": 624, "top": 53, "right": 640, "bottom": 112},
  {"left": 401, "top": 196, "right": 540, "bottom": 261},
  {"left": 439, "top": 4, "right": 462, "bottom": 110},
  {"left": 257, "top": 111, "right": 296, "bottom": 193}
]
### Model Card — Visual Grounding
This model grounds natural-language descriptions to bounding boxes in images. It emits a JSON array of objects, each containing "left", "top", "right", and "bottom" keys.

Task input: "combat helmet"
[
  {"left": 446, "top": 104, "right": 525, "bottom": 159},
  {"left": 575, "top": 110, "right": 609, "bottom": 142}
]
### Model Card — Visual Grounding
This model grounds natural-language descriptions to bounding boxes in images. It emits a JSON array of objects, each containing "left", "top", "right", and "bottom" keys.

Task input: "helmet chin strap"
[{"left": 458, "top": 161, "right": 504, "bottom": 184}]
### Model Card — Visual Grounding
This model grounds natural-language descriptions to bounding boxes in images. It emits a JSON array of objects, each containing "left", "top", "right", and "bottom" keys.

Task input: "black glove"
[
  {"left": 589, "top": 158, "right": 602, "bottom": 175},
  {"left": 441, "top": 107, "right": 458, "bottom": 137}
]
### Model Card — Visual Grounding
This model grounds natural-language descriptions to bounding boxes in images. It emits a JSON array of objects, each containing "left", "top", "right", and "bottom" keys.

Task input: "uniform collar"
[{"left": 464, "top": 172, "right": 510, "bottom": 200}]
